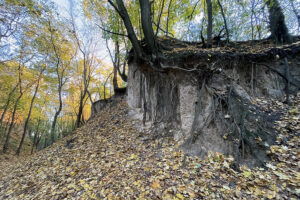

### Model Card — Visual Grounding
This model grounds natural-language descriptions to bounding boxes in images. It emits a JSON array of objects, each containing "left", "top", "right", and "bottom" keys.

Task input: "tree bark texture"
[{"left": 206, "top": 0, "right": 213, "bottom": 47}]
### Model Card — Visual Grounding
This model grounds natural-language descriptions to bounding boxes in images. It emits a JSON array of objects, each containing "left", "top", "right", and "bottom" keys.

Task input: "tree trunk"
[
  {"left": 51, "top": 86, "right": 63, "bottom": 143},
  {"left": 0, "top": 100, "right": 10, "bottom": 128},
  {"left": 265, "top": 0, "right": 290, "bottom": 43},
  {"left": 166, "top": 0, "right": 173, "bottom": 35},
  {"left": 217, "top": 0, "right": 229, "bottom": 42},
  {"left": 3, "top": 93, "right": 23, "bottom": 153},
  {"left": 206, "top": 0, "right": 213, "bottom": 48},
  {"left": 31, "top": 118, "right": 41, "bottom": 154},
  {"left": 4, "top": 121, "right": 9, "bottom": 133},
  {"left": 16, "top": 70, "right": 43, "bottom": 155},
  {"left": 44, "top": 132, "right": 48, "bottom": 149},
  {"left": 110, "top": 0, "right": 143, "bottom": 58},
  {"left": 250, "top": 0, "right": 255, "bottom": 40},
  {"left": 117, "top": 59, "right": 128, "bottom": 82},
  {"left": 0, "top": 83, "right": 19, "bottom": 127},
  {"left": 49, "top": 19, "right": 65, "bottom": 144},
  {"left": 103, "top": 84, "right": 106, "bottom": 100},
  {"left": 113, "top": 65, "right": 118, "bottom": 92},
  {"left": 113, "top": 41, "right": 119, "bottom": 92},
  {"left": 139, "top": 0, "right": 157, "bottom": 53},
  {"left": 76, "top": 89, "right": 85, "bottom": 128}
]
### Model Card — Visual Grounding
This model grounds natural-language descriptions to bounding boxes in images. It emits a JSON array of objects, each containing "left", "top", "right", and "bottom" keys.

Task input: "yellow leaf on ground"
[
  {"left": 151, "top": 180, "right": 161, "bottom": 189},
  {"left": 176, "top": 193, "right": 184, "bottom": 199},
  {"left": 243, "top": 171, "right": 252, "bottom": 178}
]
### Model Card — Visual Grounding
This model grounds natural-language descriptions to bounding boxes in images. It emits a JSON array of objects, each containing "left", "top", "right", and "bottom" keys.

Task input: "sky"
[{"left": 52, "top": 0, "right": 113, "bottom": 66}]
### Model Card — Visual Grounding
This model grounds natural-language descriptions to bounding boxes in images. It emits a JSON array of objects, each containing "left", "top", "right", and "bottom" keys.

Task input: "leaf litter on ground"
[{"left": 0, "top": 96, "right": 299, "bottom": 199}]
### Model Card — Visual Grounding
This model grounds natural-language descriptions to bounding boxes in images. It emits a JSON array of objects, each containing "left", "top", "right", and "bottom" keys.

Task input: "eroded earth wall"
[{"left": 127, "top": 56, "right": 300, "bottom": 166}]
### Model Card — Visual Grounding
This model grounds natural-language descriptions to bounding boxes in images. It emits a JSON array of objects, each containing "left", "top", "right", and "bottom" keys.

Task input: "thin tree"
[
  {"left": 155, "top": 0, "right": 166, "bottom": 37},
  {"left": 105, "top": 39, "right": 119, "bottom": 92},
  {"left": 3, "top": 60, "right": 34, "bottom": 153},
  {"left": 166, "top": 0, "right": 173, "bottom": 36},
  {"left": 68, "top": 0, "right": 95, "bottom": 127},
  {"left": 31, "top": 118, "right": 41, "bottom": 154},
  {"left": 217, "top": 0, "right": 229, "bottom": 42},
  {"left": 0, "top": 83, "right": 19, "bottom": 127},
  {"left": 48, "top": 20, "right": 68, "bottom": 145},
  {"left": 16, "top": 66, "right": 45, "bottom": 155}
]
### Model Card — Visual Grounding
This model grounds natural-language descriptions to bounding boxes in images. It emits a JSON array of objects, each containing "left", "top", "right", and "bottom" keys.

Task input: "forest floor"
[{"left": 0, "top": 97, "right": 299, "bottom": 200}]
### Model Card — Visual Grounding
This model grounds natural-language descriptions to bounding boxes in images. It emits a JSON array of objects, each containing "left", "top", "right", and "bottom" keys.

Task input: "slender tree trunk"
[
  {"left": 76, "top": 89, "right": 85, "bottom": 128},
  {"left": 166, "top": 0, "right": 173, "bottom": 35},
  {"left": 0, "top": 101, "right": 10, "bottom": 128},
  {"left": 16, "top": 70, "right": 43, "bottom": 155},
  {"left": 265, "top": 0, "right": 290, "bottom": 43},
  {"left": 113, "top": 41, "right": 119, "bottom": 92},
  {"left": 117, "top": 60, "right": 128, "bottom": 82},
  {"left": 76, "top": 96, "right": 84, "bottom": 127},
  {"left": 206, "top": 0, "right": 213, "bottom": 47},
  {"left": 217, "top": 0, "right": 229, "bottom": 42},
  {"left": 44, "top": 132, "right": 48, "bottom": 149},
  {"left": 3, "top": 94, "right": 23, "bottom": 153},
  {"left": 113, "top": 65, "right": 118, "bottom": 92},
  {"left": 31, "top": 118, "right": 41, "bottom": 154},
  {"left": 0, "top": 83, "right": 19, "bottom": 127},
  {"left": 155, "top": 0, "right": 166, "bottom": 36},
  {"left": 250, "top": 0, "right": 255, "bottom": 41},
  {"left": 4, "top": 121, "right": 9, "bottom": 133},
  {"left": 36, "top": 123, "right": 44, "bottom": 150},
  {"left": 49, "top": 19, "right": 65, "bottom": 144},
  {"left": 51, "top": 87, "right": 63, "bottom": 143},
  {"left": 103, "top": 72, "right": 113, "bottom": 101},
  {"left": 138, "top": 10, "right": 143, "bottom": 39},
  {"left": 103, "top": 84, "right": 106, "bottom": 100}
]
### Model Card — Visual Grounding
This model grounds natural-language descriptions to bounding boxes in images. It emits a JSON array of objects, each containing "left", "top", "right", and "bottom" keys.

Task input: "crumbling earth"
[{"left": 0, "top": 96, "right": 299, "bottom": 199}]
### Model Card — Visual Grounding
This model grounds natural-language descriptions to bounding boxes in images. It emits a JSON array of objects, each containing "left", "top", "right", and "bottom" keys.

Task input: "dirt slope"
[{"left": 0, "top": 98, "right": 299, "bottom": 199}]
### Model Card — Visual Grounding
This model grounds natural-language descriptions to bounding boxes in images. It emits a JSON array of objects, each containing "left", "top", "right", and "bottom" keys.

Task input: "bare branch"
[{"left": 96, "top": 23, "right": 128, "bottom": 37}]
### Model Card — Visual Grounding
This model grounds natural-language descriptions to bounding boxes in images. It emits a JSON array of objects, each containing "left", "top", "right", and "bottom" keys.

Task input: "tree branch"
[
  {"left": 153, "top": 21, "right": 174, "bottom": 37},
  {"left": 96, "top": 24, "right": 128, "bottom": 37}
]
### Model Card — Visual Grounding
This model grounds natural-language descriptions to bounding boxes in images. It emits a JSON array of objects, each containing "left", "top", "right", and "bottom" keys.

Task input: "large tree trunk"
[
  {"left": 139, "top": 0, "right": 157, "bottom": 53},
  {"left": 265, "top": 0, "right": 290, "bottom": 43},
  {"left": 16, "top": 70, "right": 43, "bottom": 155},
  {"left": 206, "top": 0, "right": 213, "bottom": 48},
  {"left": 110, "top": 0, "right": 143, "bottom": 58}
]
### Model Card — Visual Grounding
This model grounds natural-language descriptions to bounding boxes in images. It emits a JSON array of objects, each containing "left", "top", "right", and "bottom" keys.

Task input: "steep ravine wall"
[{"left": 127, "top": 57, "right": 300, "bottom": 166}]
